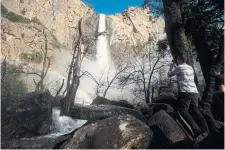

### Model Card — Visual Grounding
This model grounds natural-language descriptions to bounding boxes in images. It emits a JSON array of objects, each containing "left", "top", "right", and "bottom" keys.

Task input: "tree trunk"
[
  {"left": 146, "top": 57, "right": 160, "bottom": 104},
  {"left": 61, "top": 19, "right": 84, "bottom": 116},
  {"left": 163, "top": 0, "right": 192, "bottom": 65},
  {"left": 162, "top": 0, "right": 199, "bottom": 86}
]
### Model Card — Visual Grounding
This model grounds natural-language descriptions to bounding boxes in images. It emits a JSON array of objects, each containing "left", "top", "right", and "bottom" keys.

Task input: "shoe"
[
  {"left": 194, "top": 132, "right": 209, "bottom": 143},
  {"left": 211, "top": 127, "right": 220, "bottom": 133}
]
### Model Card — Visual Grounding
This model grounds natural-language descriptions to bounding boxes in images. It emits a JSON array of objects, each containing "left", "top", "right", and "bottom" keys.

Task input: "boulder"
[
  {"left": 149, "top": 103, "right": 174, "bottom": 114},
  {"left": 60, "top": 114, "right": 153, "bottom": 149},
  {"left": 138, "top": 103, "right": 174, "bottom": 120},
  {"left": 1, "top": 91, "right": 53, "bottom": 144},
  {"left": 52, "top": 95, "right": 64, "bottom": 107},
  {"left": 70, "top": 104, "right": 147, "bottom": 123},
  {"left": 152, "top": 95, "right": 179, "bottom": 111},
  {"left": 139, "top": 106, "right": 153, "bottom": 119},
  {"left": 3, "top": 134, "right": 71, "bottom": 149},
  {"left": 148, "top": 110, "right": 188, "bottom": 147},
  {"left": 91, "top": 96, "right": 135, "bottom": 109}
]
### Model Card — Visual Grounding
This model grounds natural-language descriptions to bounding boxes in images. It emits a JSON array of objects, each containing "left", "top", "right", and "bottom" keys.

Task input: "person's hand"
[
  {"left": 174, "top": 63, "right": 177, "bottom": 67},
  {"left": 170, "top": 63, "right": 174, "bottom": 68}
]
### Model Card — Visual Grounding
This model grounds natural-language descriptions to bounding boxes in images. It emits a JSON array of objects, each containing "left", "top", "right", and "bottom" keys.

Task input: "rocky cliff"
[
  {"left": 108, "top": 7, "right": 164, "bottom": 50},
  {"left": 1, "top": 0, "right": 164, "bottom": 61},
  {"left": 2, "top": 0, "right": 94, "bottom": 46}
]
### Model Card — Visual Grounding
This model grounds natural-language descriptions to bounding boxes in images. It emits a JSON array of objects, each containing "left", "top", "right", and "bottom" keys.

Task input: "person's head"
[
  {"left": 214, "top": 68, "right": 221, "bottom": 76},
  {"left": 177, "top": 54, "right": 187, "bottom": 65}
]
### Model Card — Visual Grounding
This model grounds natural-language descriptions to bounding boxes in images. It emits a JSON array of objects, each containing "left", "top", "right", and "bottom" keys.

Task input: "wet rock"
[
  {"left": 60, "top": 114, "right": 153, "bottom": 149},
  {"left": 1, "top": 91, "right": 53, "bottom": 144},
  {"left": 92, "top": 96, "right": 135, "bottom": 109},
  {"left": 149, "top": 103, "right": 174, "bottom": 114},
  {"left": 148, "top": 110, "right": 188, "bottom": 146},
  {"left": 70, "top": 104, "right": 147, "bottom": 123}
]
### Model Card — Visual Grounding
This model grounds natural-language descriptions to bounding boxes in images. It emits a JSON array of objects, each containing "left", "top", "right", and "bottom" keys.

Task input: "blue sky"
[{"left": 82, "top": 0, "right": 143, "bottom": 15}]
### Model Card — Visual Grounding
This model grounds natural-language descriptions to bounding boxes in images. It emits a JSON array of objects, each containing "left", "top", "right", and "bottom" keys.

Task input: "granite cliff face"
[
  {"left": 2, "top": 0, "right": 94, "bottom": 46},
  {"left": 108, "top": 7, "right": 164, "bottom": 50},
  {"left": 1, "top": 0, "right": 164, "bottom": 60}
]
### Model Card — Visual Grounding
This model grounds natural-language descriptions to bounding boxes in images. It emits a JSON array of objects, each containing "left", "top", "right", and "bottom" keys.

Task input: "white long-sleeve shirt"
[{"left": 169, "top": 63, "right": 198, "bottom": 93}]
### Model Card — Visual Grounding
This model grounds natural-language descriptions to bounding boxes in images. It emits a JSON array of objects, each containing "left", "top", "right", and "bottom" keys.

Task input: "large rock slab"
[
  {"left": 70, "top": 104, "right": 147, "bottom": 123},
  {"left": 152, "top": 95, "right": 179, "bottom": 111},
  {"left": 92, "top": 96, "right": 135, "bottom": 109},
  {"left": 149, "top": 103, "right": 174, "bottom": 114},
  {"left": 1, "top": 91, "right": 53, "bottom": 144},
  {"left": 60, "top": 114, "right": 153, "bottom": 149},
  {"left": 138, "top": 103, "right": 174, "bottom": 119},
  {"left": 148, "top": 110, "right": 188, "bottom": 146},
  {"left": 3, "top": 134, "right": 70, "bottom": 149}
]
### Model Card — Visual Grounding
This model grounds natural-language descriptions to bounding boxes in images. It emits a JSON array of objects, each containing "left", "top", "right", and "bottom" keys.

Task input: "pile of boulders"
[{"left": 1, "top": 94, "right": 224, "bottom": 149}]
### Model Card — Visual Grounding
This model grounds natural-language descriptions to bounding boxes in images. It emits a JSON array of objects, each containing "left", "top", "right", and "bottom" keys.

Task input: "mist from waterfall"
[{"left": 1, "top": 13, "right": 130, "bottom": 105}]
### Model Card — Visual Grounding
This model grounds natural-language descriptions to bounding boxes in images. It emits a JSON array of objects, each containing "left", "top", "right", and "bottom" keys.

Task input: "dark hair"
[{"left": 178, "top": 54, "right": 187, "bottom": 63}]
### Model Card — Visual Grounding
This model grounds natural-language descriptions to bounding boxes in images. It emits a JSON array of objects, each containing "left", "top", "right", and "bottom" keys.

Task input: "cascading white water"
[
  {"left": 50, "top": 108, "right": 87, "bottom": 134},
  {"left": 21, "top": 108, "right": 87, "bottom": 139},
  {"left": 96, "top": 14, "right": 112, "bottom": 74}
]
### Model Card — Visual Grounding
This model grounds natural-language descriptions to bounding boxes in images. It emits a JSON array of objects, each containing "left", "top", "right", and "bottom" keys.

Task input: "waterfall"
[{"left": 96, "top": 14, "right": 112, "bottom": 74}]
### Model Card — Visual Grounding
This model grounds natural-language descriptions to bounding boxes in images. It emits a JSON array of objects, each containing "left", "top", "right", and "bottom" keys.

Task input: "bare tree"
[
  {"left": 33, "top": 30, "right": 51, "bottom": 91},
  {"left": 60, "top": 18, "right": 84, "bottom": 115},
  {"left": 61, "top": 15, "right": 97, "bottom": 115},
  {"left": 119, "top": 38, "right": 170, "bottom": 104},
  {"left": 83, "top": 62, "right": 130, "bottom": 98}
]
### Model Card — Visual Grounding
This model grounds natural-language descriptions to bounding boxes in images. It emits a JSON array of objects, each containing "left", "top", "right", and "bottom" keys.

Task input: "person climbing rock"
[{"left": 167, "top": 54, "right": 209, "bottom": 142}]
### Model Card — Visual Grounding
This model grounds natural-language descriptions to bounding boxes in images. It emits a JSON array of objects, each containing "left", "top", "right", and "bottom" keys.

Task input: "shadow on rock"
[{"left": 1, "top": 91, "right": 53, "bottom": 148}]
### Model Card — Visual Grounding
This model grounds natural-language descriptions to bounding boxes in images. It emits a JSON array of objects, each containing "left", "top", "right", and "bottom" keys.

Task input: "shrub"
[
  {"left": 1, "top": 4, "right": 30, "bottom": 23},
  {"left": 1, "top": 64, "right": 27, "bottom": 98},
  {"left": 2, "top": 4, "right": 43, "bottom": 25},
  {"left": 20, "top": 51, "right": 43, "bottom": 63},
  {"left": 31, "top": 17, "right": 42, "bottom": 25}
]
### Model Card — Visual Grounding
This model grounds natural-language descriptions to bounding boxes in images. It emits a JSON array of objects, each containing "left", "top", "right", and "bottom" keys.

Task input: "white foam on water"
[{"left": 50, "top": 108, "right": 87, "bottom": 134}]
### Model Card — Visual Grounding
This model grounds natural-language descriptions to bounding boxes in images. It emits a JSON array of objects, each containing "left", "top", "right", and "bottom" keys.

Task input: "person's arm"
[
  {"left": 218, "top": 76, "right": 225, "bottom": 92},
  {"left": 167, "top": 63, "right": 178, "bottom": 78},
  {"left": 218, "top": 85, "right": 225, "bottom": 92}
]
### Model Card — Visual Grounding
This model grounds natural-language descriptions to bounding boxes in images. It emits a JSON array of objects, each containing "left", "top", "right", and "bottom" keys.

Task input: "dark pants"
[
  {"left": 201, "top": 92, "right": 224, "bottom": 130},
  {"left": 201, "top": 101, "right": 218, "bottom": 130},
  {"left": 178, "top": 92, "right": 209, "bottom": 135}
]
